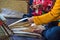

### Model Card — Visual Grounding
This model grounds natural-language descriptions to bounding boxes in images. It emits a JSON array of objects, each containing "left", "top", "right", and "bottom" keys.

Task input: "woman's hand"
[
  {"left": 28, "top": 17, "right": 34, "bottom": 23},
  {"left": 32, "top": 25, "right": 45, "bottom": 34}
]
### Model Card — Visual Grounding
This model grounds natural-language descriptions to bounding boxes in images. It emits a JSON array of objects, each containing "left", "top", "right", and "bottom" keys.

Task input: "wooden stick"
[{"left": 8, "top": 18, "right": 28, "bottom": 27}]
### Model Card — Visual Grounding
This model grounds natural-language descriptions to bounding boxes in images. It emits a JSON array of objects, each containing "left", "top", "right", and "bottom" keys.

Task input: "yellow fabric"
[
  {"left": 53, "top": 16, "right": 60, "bottom": 21},
  {"left": 33, "top": 0, "right": 60, "bottom": 25}
]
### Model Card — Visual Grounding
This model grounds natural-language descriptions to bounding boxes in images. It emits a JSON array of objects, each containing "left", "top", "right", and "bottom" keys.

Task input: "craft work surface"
[
  {"left": 2, "top": 18, "right": 45, "bottom": 40},
  {"left": 10, "top": 21, "right": 45, "bottom": 38}
]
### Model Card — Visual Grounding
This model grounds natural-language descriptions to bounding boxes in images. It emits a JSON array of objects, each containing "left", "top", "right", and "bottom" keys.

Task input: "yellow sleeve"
[
  {"left": 53, "top": 16, "right": 60, "bottom": 21},
  {"left": 33, "top": 0, "right": 60, "bottom": 25}
]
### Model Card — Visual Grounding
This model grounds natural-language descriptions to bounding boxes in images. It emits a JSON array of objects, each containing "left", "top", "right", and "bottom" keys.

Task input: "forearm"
[
  {"left": 33, "top": 0, "right": 60, "bottom": 25},
  {"left": 33, "top": 12, "right": 55, "bottom": 25}
]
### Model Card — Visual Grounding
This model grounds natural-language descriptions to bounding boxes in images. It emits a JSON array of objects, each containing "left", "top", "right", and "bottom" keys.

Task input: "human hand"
[
  {"left": 28, "top": 17, "right": 34, "bottom": 23},
  {"left": 32, "top": 25, "right": 45, "bottom": 34}
]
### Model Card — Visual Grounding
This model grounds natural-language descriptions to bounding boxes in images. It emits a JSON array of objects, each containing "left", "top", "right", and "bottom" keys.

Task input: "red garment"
[
  {"left": 33, "top": 0, "right": 40, "bottom": 5},
  {"left": 32, "top": 9, "right": 42, "bottom": 16},
  {"left": 33, "top": 0, "right": 53, "bottom": 16},
  {"left": 33, "top": 0, "right": 43, "bottom": 16},
  {"left": 43, "top": 0, "right": 53, "bottom": 11}
]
